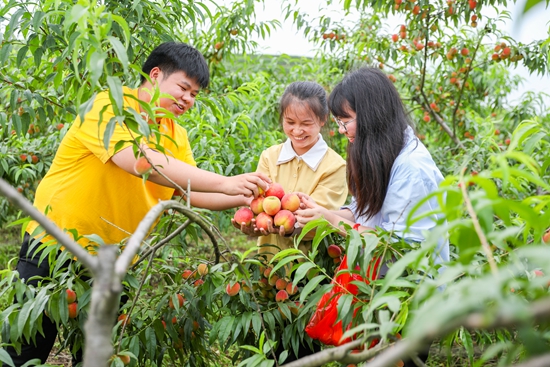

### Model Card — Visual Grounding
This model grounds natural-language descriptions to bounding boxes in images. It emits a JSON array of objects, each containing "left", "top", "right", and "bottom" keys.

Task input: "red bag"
[{"left": 305, "top": 255, "right": 381, "bottom": 346}]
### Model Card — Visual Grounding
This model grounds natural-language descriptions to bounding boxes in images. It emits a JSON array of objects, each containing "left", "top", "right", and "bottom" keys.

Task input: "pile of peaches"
[{"left": 233, "top": 183, "right": 300, "bottom": 234}]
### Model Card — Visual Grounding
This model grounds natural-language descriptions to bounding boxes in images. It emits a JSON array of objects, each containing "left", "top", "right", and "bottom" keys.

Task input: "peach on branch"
[
  {"left": 66, "top": 289, "right": 77, "bottom": 304},
  {"left": 169, "top": 294, "right": 185, "bottom": 309},
  {"left": 275, "top": 278, "right": 288, "bottom": 291},
  {"left": 275, "top": 290, "right": 289, "bottom": 302},
  {"left": 255, "top": 212, "right": 273, "bottom": 231},
  {"left": 181, "top": 269, "right": 193, "bottom": 279},
  {"left": 286, "top": 282, "right": 298, "bottom": 295},
  {"left": 134, "top": 156, "right": 152, "bottom": 175},
  {"left": 118, "top": 314, "right": 131, "bottom": 327},
  {"left": 265, "top": 183, "right": 285, "bottom": 199},
  {"left": 268, "top": 273, "right": 280, "bottom": 287},
  {"left": 327, "top": 244, "right": 342, "bottom": 259},
  {"left": 281, "top": 193, "right": 300, "bottom": 212},
  {"left": 197, "top": 263, "right": 209, "bottom": 276},
  {"left": 250, "top": 196, "right": 265, "bottom": 214},
  {"left": 274, "top": 210, "right": 296, "bottom": 233},
  {"left": 226, "top": 282, "right": 241, "bottom": 296},
  {"left": 234, "top": 207, "right": 254, "bottom": 226},
  {"left": 543, "top": 230, "right": 550, "bottom": 244},
  {"left": 68, "top": 302, "right": 78, "bottom": 319}
]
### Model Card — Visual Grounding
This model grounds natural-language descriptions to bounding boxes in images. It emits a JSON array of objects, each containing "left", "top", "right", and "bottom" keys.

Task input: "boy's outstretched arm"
[{"left": 111, "top": 146, "right": 270, "bottom": 197}]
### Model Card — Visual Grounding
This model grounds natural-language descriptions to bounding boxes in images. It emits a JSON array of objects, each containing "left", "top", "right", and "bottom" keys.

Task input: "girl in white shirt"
[{"left": 295, "top": 67, "right": 448, "bottom": 262}]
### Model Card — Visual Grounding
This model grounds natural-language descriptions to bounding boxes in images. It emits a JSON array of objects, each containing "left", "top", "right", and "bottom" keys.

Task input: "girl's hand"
[
  {"left": 295, "top": 192, "right": 316, "bottom": 209},
  {"left": 231, "top": 218, "right": 262, "bottom": 237},
  {"left": 294, "top": 199, "right": 330, "bottom": 227}
]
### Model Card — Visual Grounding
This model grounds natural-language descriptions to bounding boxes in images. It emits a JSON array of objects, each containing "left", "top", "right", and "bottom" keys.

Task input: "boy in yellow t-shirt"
[{"left": 6, "top": 42, "right": 269, "bottom": 366}]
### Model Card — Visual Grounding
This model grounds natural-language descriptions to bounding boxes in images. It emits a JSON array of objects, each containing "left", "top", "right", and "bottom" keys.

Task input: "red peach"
[
  {"left": 234, "top": 207, "right": 254, "bottom": 226},
  {"left": 56, "top": 123, "right": 64, "bottom": 130},
  {"left": 327, "top": 244, "right": 342, "bottom": 259},
  {"left": 68, "top": 302, "right": 78, "bottom": 319},
  {"left": 118, "top": 314, "right": 131, "bottom": 327},
  {"left": 31, "top": 155, "right": 39, "bottom": 164},
  {"left": 169, "top": 294, "right": 184, "bottom": 309},
  {"left": 255, "top": 212, "right": 273, "bottom": 231},
  {"left": 268, "top": 273, "right": 280, "bottom": 287},
  {"left": 275, "top": 290, "right": 289, "bottom": 302},
  {"left": 543, "top": 231, "right": 550, "bottom": 244},
  {"left": 263, "top": 196, "right": 281, "bottom": 216},
  {"left": 226, "top": 282, "right": 241, "bottom": 296},
  {"left": 534, "top": 270, "right": 544, "bottom": 277},
  {"left": 66, "top": 289, "right": 77, "bottom": 304},
  {"left": 182, "top": 269, "right": 193, "bottom": 279},
  {"left": 275, "top": 278, "right": 288, "bottom": 291},
  {"left": 274, "top": 210, "right": 296, "bottom": 233},
  {"left": 281, "top": 193, "right": 300, "bottom": 212},
  {"left": 134, "top": 156, "right": 152, "bottom": 175},
  {"left": 265, "top": 183, "right": 285, "bottom": 199},
  {"left": 250, "top": 196, "right": 264, "bottom": 214},
  {"left": 286, "top": 282, "right": 298, "bottom": 295}
]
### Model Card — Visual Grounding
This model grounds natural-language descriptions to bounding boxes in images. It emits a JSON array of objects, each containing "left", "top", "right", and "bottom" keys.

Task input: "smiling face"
[
  {"left": 282, "top": 102, "right": 324, "bottom": 155},
  {"left": 335, "top": 107, "right": 357, "bottom": 144},
  {"left": 139, "top": 67, "right": 200, "bottom": 119}
]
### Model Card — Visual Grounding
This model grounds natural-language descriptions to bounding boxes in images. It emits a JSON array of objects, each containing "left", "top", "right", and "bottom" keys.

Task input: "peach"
[
  {"left": 268, "top": 273, "right": 280, "bottom": 287},
  {"left": 281, "top": 193, "right": 300, "bottom": 212},
  {"left": 543, "top": 230, "right": 550, "bottom": 244},
  {"left": 275, "top": 290, "right": 289, "bottom": 302},
  {"left": 66, "top": 289, "right": 77, "bottom": 304},
  {"left": 234, "top": 207, "right": 254, "bottom": 225},
  {"left": 255, "top": 212, "right": 273, "bottom": 231},
  {"left": 118, "top": 314, "right": 131, "bottom": 327},
  {"left": 250, "top": 196, "right": 264, "bottom": 215},
  {"left": 263, "top": 267, "right": 273, "bottom": 278},
  {"left": 169, "top": 294, "right": 184, "bottom": 309},
  {"left": 263, "top": 196, "right": 281, "bottom": 216},
  {"left": 275, "top": 278, "right": 288, "bottom": 291},
  {"left": 181, "top": 269, "right": 193, "bottom": 279},
  {"left": 134, "top": 156, "right": 152, "bottom": 175},
  {"left": 327, "top": 244, "right": 342, "bottom": 259},
  {"left": 197, "top": 263, "right": 209, "bottom": 276},
  {"left": 265, "top": 183, "right": 285, "bottom": 199},
  {"left": 274, "top": 210, "right": 296, "bottom": 233},
  {"left": 226, "top": 282, "right": 241, "bottom": 296},
  {"left": 68, "top": 302, "right": 78, "bottom": 319},
  {"left": 286, "top": 282, "right": 298, "bottom": 295}
]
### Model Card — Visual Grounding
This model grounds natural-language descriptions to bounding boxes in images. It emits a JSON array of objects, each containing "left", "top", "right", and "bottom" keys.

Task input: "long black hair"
[{"left": 329, "top": 67, "right": 412, "bottom": 219}]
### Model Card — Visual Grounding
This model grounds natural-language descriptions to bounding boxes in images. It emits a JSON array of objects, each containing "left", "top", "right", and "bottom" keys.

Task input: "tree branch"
[{"left": 0, "top": 178, "right": 97, "bottom": 271}]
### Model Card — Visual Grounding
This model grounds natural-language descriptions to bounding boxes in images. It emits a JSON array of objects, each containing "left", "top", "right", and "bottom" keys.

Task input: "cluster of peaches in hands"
[{"left": 232, "top": 183, "right": 301, "bottom": 236}]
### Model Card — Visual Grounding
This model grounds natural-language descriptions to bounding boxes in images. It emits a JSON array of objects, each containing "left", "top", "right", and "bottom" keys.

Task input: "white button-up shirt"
[{"left": 343, "top": 126, "right": 449, "bottom": 263}]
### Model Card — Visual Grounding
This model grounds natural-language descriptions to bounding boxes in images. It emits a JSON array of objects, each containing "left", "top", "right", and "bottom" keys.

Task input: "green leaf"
[{"left": 299, "top": 275, "right": 325, "bottom": 303}]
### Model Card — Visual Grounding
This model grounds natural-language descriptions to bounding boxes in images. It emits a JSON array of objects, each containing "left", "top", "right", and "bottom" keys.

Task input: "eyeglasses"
[{"left": 334, "top": 117, "right": 356, "bottom": 132}]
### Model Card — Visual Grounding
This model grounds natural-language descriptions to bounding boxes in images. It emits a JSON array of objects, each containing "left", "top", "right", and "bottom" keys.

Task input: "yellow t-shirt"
[
  {"left": 256, "top": 138, "right": 347, "bottom": 258},
  {"left": 26, "top": 87, "right": 196, "bottom": 249}
]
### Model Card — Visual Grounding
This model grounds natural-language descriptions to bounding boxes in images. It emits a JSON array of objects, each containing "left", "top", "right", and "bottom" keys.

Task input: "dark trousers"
[{"left": 3, "top": 233, "right": 83, "bottom": 367}]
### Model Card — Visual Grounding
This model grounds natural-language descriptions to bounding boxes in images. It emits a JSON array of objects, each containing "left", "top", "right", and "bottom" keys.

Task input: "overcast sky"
[{"left": 246, "top": 0, "right": 549, "bottom": 105}]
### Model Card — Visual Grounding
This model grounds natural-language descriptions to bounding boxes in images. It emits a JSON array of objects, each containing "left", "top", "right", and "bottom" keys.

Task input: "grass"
[{"left": 0, "top": 226, "right": 20, "bottom": 271}]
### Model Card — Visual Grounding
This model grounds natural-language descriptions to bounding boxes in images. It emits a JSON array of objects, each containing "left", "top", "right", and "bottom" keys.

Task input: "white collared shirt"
[
  {"left": 277, "top": 134, "right": 328, "bottom": 172},
  {"left": 343, "top": 126, "right": 449, "bottom": 263}
]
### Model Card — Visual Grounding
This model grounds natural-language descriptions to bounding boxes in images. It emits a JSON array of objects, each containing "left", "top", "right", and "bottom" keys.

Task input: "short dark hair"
[
  {"left": 329, "top": 67, "right": 412, "bottom": 219},
  {"left": 279, "top": 81, "right": 329, "bottom": 124},
  {"left": 141, "top": 42, "right": 209, "bottom": 88}
]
